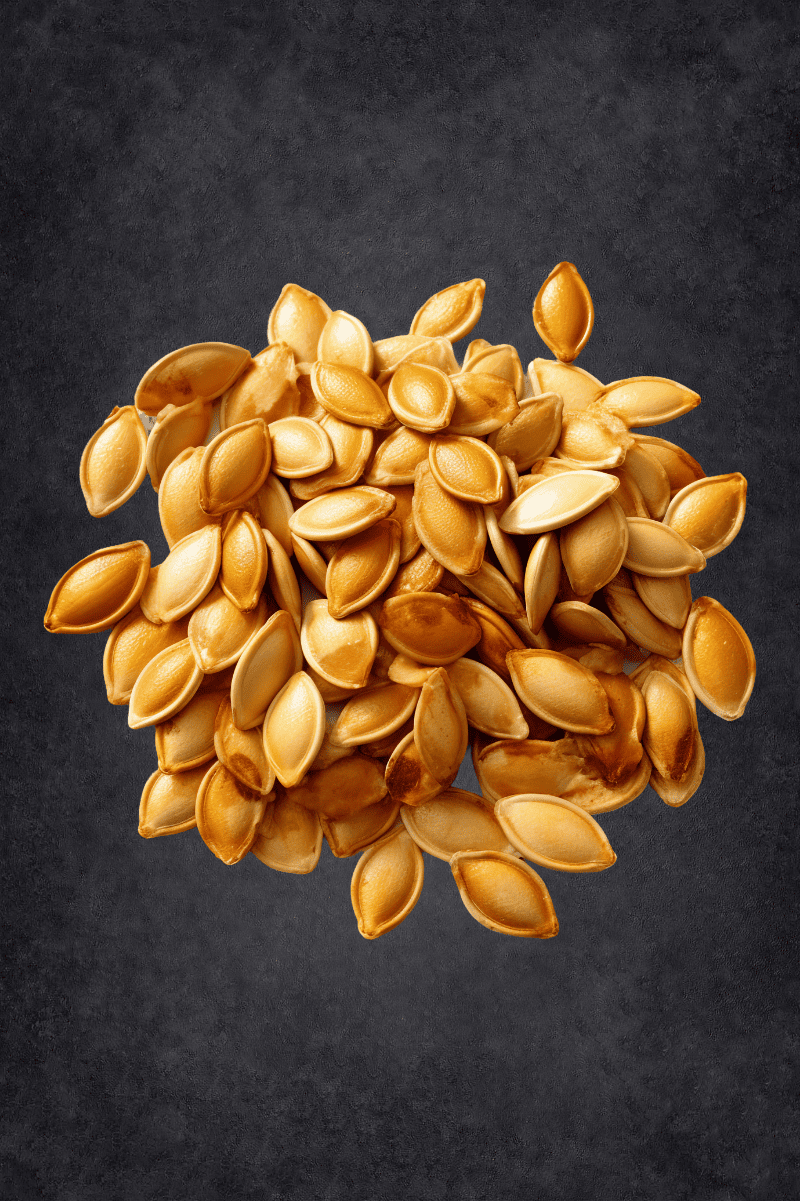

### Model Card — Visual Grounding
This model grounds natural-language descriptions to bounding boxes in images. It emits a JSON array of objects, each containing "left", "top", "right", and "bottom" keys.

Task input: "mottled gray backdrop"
[{"left": 3, "top": 2, "right": 798, "bottom": 1198}]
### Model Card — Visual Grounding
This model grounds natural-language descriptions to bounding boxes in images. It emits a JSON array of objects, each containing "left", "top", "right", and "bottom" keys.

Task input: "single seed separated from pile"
[{"left": 43, "top": 263, "right": 756, "bottom": 944}]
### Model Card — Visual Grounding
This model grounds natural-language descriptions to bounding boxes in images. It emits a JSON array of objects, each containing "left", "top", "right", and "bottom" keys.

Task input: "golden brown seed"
[
  {"left": 533, "top": 261, "right": 594, "bottom": 364},
  {"left": 373, "top": 334, "right": 433, "bottom": 373},
  {"left": 523, "top": 532, "right": 561, "bottom": 633},
  {"left": 447, "top": 372, "right": 520, "bottom": 436},
  {"left": 285, "top": 753, "right": 388, "bottom": 819},
  {"left": 682, "top": 597, "right": 756, "bottom": 720},
  {"left": 219, "top": 511, "right": 268, "bottom": 612},
  {"left": 462, "top": 597, "right": 526, "bottom": 683},
  {"left": 44, "top": 541, "right": 151, "bottom": 634},
  {"left": 528, "top": 358, "right": 603, "bottom": 411},
  {"left": 387, "top": 654, "right": 436, "bottom": 687},
  {"left": 378, "top": 592, "right": 481, "bottom": 666},
  {"left": 620, "top": 442, "right": 671, "bottom": 519},
  {"left": 80, "top": 406, "right": 148, "bottom": 516},
  {"left": 251, "top": 796, "right": 322, "bottom": 874},
  {"left": 188, "top": 589, "right": 268, "bottom": 674},
  {"left": 291, "top": 534, "right": 328, "bottom": 593},
  {"left": 262, "top": 671, "right": 326, "bottom": 787},
  {"left": 322, "top": 799, "right": 401, "bottom": 858},
  {"left": 598, "top": 375, "right": 701, "bottom": 428},
  {"left": 128, "top": 638, "right": 204, "bottom": 729},
  {"left": 412, "top": 461, "right": 486, "bottom": 576},
  {"left": 603, "top": 569, "right": 683, "bottom": 659},
  {"left": 153, "top": 524, "right": 222, "bottom": 624},
  {"left": 310, "top": 361, "right": 394, "bottom": 428},
  {"left": 375, "top": 336, "right": 460, "bottom": 385},
  {"left": 145, "top": 399, "right": 212, "bottom": 490},
  {"left": 103, "top": 606, "right": 189, "bottom": 704},
  {"left": 562, "top": 645, "right": 625, "bottom": 675},
  {"left": 487, "top": 392, "right": 562, "bottom": 471},
  {"left": 219, "top": 342, "right": 300, "bottom": 430},
  {"left": 633, "top": 434, "right": 705, "bottom": 496},
  {"left": 317, "top": 309, "right": 375, "bottom": 374},
  {"left": 267, "top": 417, "right": 334, "bottom": 478},
  {"left": 450, "top": 850, "right": 559, "bottom": 938},
  {"left": 155, "top": 688, "right": 224, "bottom": 774},
  {"left": 230, "top": 609, "right": 302, "bottom": 730},
  {"left": 624, "top": 517, "right": 707, "bottom": 577},
  {"left": 385, "top": 730, "right": 445, "bottom": 806},
  {"left": 261, "top": 528, "right": 301, "bottom": 633},
  {"left": 506, "top": 649, "right": 614, "bottom": 735},
  {"left": 381, "top": 486, "right": 419, "bottom": 563},
  {"left": 135, "top": 342, "right": 252, "bottom": 416},
  {"left": 447, "top": 658, "right": 528, "bottom": 740},
  {"left": 495, "top": 794, "right": 615, "bottom": 873},
  {"left": 414, "top": 668, "right": 468, "bottom": 784},
  {"left": 550, "top": 601, "right": 627, "bottom": 649},
  {"left": 640, "top": 671, "right": 697, "bottom": 782},
  {"left": 326, "top": 519, "right": 402, "bottom": 619},
  {"left": 410, "top": 278, "right": 485, "bottom": 341},
  {"left": 559, "top": 495, "right": 629, "bottom": 596},
  {"left": 555, "top": 408, "right": 632, "bottom": 470},
  {"left": 401, "top": 788, "right": 512, "bottom": 859},
  {"left": 387, "top": 362, "right": 456, "bottom": 431},
  {"left": 629, "top": 654, "right": 696, "bottom": 709},
  {"left": 363, "top": 425, "right": 432, "bottom": 486},
  {"left": 455, "top": 561, "right": 525, "bottom": 621},
  {"left": 499, "top": 470, "right": 619, "bottom": 535},
  {"left": 253, "top": 473, "right": 294, "bottom": 556},
  {"left": 329, "top": 682, "right": 420, "bottom": 747},
  {"left": 606, "top": 466, "right": 650, "bottom": 518},
  {"left": 351, "top": 824, "right": 425, "bottom": 940},
  {"left": 484, "top": 507, "right": 524, "bottom": 591},
  {"left": 290, "top": 414, "right": 373, "bottom": 501},
  {"left": 158, "top": 446, "right": 220, "bottom": 549},
  {"left": 663, "top": 473, "right": 747, "bottom": 558},
  {"left": 195, "top": 761, "right": 267, "bottom": 865},
  {"left": 463, "top": 342, "right": 524, "bottom": 398},
  {"left": 428, "top": 435, "right": 504, "bottom": 504},
  {"left": 631, "top": 572, "right": 691, "bottom": 629},
  {"left": 289, "top": 485, "right": 396, "bottom": 540},
  {"left": 139, "top": 764, "right": 209, "bottom": 838},
  {"left": 214, "top": 696, "right": 275, "bottom": 793},
  {"left": 198, "top": 418, "right": 272, "bottom": 516},
  {"left": 267, "top": 283, "right": 332, "bottom": 363},
  {"left": 301, "top": 599, "right": 378, "bottom": 689},
  {"left": 573, "top": 672, "right": 646, "bottom": 785}
]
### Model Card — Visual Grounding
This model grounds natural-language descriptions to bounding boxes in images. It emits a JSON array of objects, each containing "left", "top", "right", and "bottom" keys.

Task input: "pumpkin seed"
[
  {"left": 447, "top": 372, "right": 520, "bottom": 436},
  {"left": 573, "top": 672, "right": 645, "bottom": 785},
  {"left": 103, "top": 605, "right": 189, "bottom": 704},
  {"left": 555, "top": 408, "right": 632, "bottom": 470},
  {"left": 188, "top": 588, "right": 268, "bottom": 674},
  {"left": 487, "top": 392, "right": 562, "bottom": 470},
  {"left": 219, "top": 342, "right": 300, "bottom": 430},
  {"left": 267, "top": 283, "right": 332, "bottom": 363},
  {"left": 378, "top": 591, "right": 481, "bottom": 665},
  {"left": 385, "top": 730, "right": 445, "bottom": 806},
  {"left": 429, "top": 434, "right": 504, "bottom": 504},
  {"left": 523, "top": 532, "right": 561, "bottom": 633},
  {"left": 219, "top": 510, "right": 268, "bottom": 612},
  {"left": 155, "top": 688, "right": 224, "bottom": 774},
  {"left": 624, "top": 517, "right": 706, "bottom": 577},
  {"left": 640, "top": 670, "right": 697, "bottom": 782},
  {"left": 559, "top": 495, "right": 629, "bottom": 596},
  {"left": 412, "top": 461, "right": 486, "bottom": 576},
  {"left": 603, "top": 569, "right": 683, "bottom": 659},
  {"left": 598, "top": 375, "right": 701, "bottom": 428},
  {"left": 251, "top": 796, "right": 322, "bottom": 874},
  {"left": 495, "top": 794, "right": 615, "bottom": 873},
  {"left": 145, "top": 398, "right": 212, "bottom": 490},
  {"left": 663, "top": 473, "right": 747, "bottom": 558},
  {"left": 402, "top": 788, "right": 513, "bottom": 859},
  {"left": 447, "top": 657, "right": 528, "bottom": 740},
  {"left": 268, "top": 416, "right": 334, "bottom": 478},
  {"left": 326, "top": 519, "right": 402, "bottom": 618},
  {"left": 450, "top": 850, "right": 559, "bottom": 937},
  {"left": 384, "top": 547, "right": 444, "bottom": 598},
  {"left": 620, "top": 442, "right": 671, "bottom": 519},
  {"left": 351, "top": 824, "right": 424, "bottom": 939},
  {"left": 135, "top": 342, "right": 251, "bottom": 416},
  {"left": 550, "top": 601, "right": 627, "bottom": 649},
  {"left": 410, "top": 278, "right": 485, "bottom": 341},
  {"left": 373, "top": 334, "right": 432, "bottom": 373},
  {"left": 329, "top": 682, "right": 420, "bottom": 747},
  {"left": 532, "top": 261, "right": 594, "bottom": 364},
  {"left": 499, "top": 469, "right": 619, "bottom": 535},
  {"left": 363, "top": 425, "right": 432, "bottom": 486},
  {"left": 291, "top": 534, "right": 329, "bottom": 594},
  {"left": 528, "top": 358, "right": 603, "bottom": 410},
  {"left": 128, "top": 638, "right": 203, "bottom": 729},
  {"left": 80, "top": 406, "right": 148, "bottom": 516},
  {"left": 681, "top": 597, "right": 756, "bottom": 720},
  {"left": 214, "top": 695, "right": 275, "bottom": 793},
  {"left": 262, "top": 671, "right": 326, "bottom": 787},
  {"left": 414, "top": 668, "right": 468, "bottom": 784},
  {"left": 633, "top": 434, "right": 705, "bottom": 497},
  {"left": 261, "top": 528, "right": 301, "bottom": 633},
  {"left": 254, "top": 473, "right": 294, "bottom": 555},
  {"left": 322, "top": 798, "right": 401, "bottom": 858},
  {"left": 158, "top": 447, "right": 220, "bottom": 549},
  {"left": 455, "top": 561, "right": 526, "bottom": 621},
  {"left": 44, "top": 541, "right": 151, "bottom": 634},
  {"left": 317, "top": 309, "right": 374, "bottom": 374},
  {"left": 463, "top": 341, "right": 524, "bottom": 398},
  {"left": 506, "top": 649, "right": 614, "bottom": 735},
  {"left": 631, "top": 572, "right": 691, "bottom": 629},
  {"left": 198, "top": 418, "right": 272, "bottom": 515},
  {"left": 196, "top": 760, "right": 267, "bottom": 865},
  {"left": 290, "top": 414, "right": 373, "bottom": 501},
  {"left": 387, "top": 654, "right": 437, "bottom": 687},
  {"left": 289, "top": 485, "right": 396, "bottom": 540},
  {"left": 301, "top": 598, "right": 378, "bottom": 689},
  {"left": 285, "top": 753, "right": 388, "bottom": 819},
  {"left": 484, "top": 506, "right": 524, "bottom": 591},
  {"left": 387, "top": 362, "right": 456, "bottom": 431},
  {"left": 139, "top": 763, "right": 209, "bottom": 838},
  {"left": 310, "top": 361, "right": 394, "bottom": 428}
]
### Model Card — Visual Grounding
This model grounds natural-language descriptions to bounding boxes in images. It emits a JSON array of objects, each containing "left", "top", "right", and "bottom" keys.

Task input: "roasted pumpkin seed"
[
  {"left": 450, "top": 850, "right": 559, "bottom": 938},
  {"left": 80, "top": 406, "right": 148, "bottom": 516}
]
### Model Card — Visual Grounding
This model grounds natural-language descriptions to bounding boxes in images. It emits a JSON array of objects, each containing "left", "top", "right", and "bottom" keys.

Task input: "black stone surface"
[{"left": 3, "top": 2, "right": 798, "bottom": 1198}]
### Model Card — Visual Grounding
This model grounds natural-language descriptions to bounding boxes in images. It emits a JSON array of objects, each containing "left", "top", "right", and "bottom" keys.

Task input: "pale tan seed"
[
  {"left": 410, "top": 278, "right": 485, "bottom": 341},
  {"left": 44, "top": 541, "right": 151, "bottom": 635},
  {"left": 622, "top": 442, "right": 671, "bottom": 519},
  {"left": 322, "top": 799, "right": 401, "bottom": 858},
  {"left": 603, "top": 569, "right": 683, "bottom": 659},
  {"left": 624, "top": 517, "right": 706, "bottom": 577},
  {"left": 251, "top": 796, "right": 321, "bottom": 874},
  {"left": 262, "top": 671, "right": 326, "bottom": 787},
  {"left": 351, "top": 824, "right": 424, "bottom": 940},
  {"left": 135, "top": 342, "right": 252, "bottom": 416},
  {"left": 291, "top": 534, "right": 328, "bottom": 593},
  {"left": 523, "top": 532, "right": 561, "bottom": 633},
  {"left": 447, "top": 372, "right": 520, "bottom": 436},
  {"left": 254, "top": 473, "right": 294, "bottom": 556},
  {"left": 195, "top": 761, "right": 267, "bottom": 865},
  {"left": 412, "top": 461, "right": 486, "bottom": 576},
  {"left": 268, "top": 416, "right": 334, "bottom": 478},
  {"left": 487, "top": 392, "right": 562, "bottom": 471},
  {"left": 533, "top": 261, "right": 594, "bottom": 364},
  {"left": 640, "top": 671, "right": 697, "bottom": 782},
  {"left": 285, "top": 753, "right": 388, "bottom": 819},
  {"left": 484, "top": 506, "right": 524, "bottom": 591},
  {"left": 128, "top": 638, "right": 204, "bottom": 729},
  {"left": 363, "top": 425, "right": 432, "bottom": 486},
  {"left": 218, "top": 511, "right": 268, "bottom": 612},
  {"left": 506, "top": 649, "right": 614, "bottom": 735},
  {"left": 649, "top": 738, "right": 705, "bottom": 808},
  {"left": 663, "top": 473, "right": 747, "bottom": 558},
  {"left": 450, "top": 851, "right": 559, "bottom": 938},
  {"left": 301, "top": 598, "right": 378, "bottom": 689},
  {"left": 145, "top": 399, "right": 212, "bottom": 490},
  {"left": 428, "top": 435, "right": 504, "bottom": 504},
  {"left": 447, "top": 657, "right": 528, "bottom": 740},
  {"left": 289, "top": 485, "right": 396, "bottom": 540},
  {"left": 317, "top": 309, "right": 374, "bottom": 374},
  {"left": 401, "top": 788, "right": 513, "bottom": 859},
  {"left": 139, "top": 763, "right": 209, "bottom": 838},
  {"left": 455, "top": 561, "right": 526, "bottom": 620},
  {"left": 528, "top": 358, "right": 603, "bottom": 411},
  {"left": 188, "top": 589, "right": 268, "bottom": 674},
  {"left": 310, "top": 361, "right": 394, "bottom": 428},
  {"left": 80, "top": 406, "right": 148, "bottom": 516},
  {"left": 214, "top": 695, "right": 275, "bottom": 793},
  {"left": 633, "top": 434, "right": 705, "bottom": 497},
  {"left": 262, "top": 529, "right": 301, "bottom": 634},
  {"left": 230, "top": 609, "right": 302, "bottom": 730},
  {"left": 155, "top": 688, "right": 224, "bottom": 773},
  {"left": 378, "top": 592, "right": 481, "bottom": 666},
  {"left": 631, "top": 572, "right": 691, "bottom": 629},
  {"left": 326, "top": 519, "right": 402, "bottom": 619},
  {"left": 495, "top": 794, "right": 615, "bottom": 873},
  {"left": 198, "top": 419, "right": 272, "bottom": 516},
  {"left": 463, "top": 342, "right": 524, "bottom": 398},
  {"left": 387, "top": 362, "right": 456, "bottom": 431},
  {"left": 267, "top": 283, "right": 332, "bottom": 363},
  {"left": 550, "top": 601, "right": 627, "bottom": 649},
  {"left": 555, "top": 408, "right": 632, "bottom": 469},
  {"left": 414, "top": 668, "right": 468, "bottom": 784},
  {"left": 290, "top": 414, "right": 373, "bottom": 501},
  {"left": 158, "top": 447, "right": 220, "bottom": 549},
  {"left": 219, "top": 342, "right": 300, "bottom": 430},
  {"left": 526, "top": 458, "right": 575, "bottom": 481},
  {"left": 499, "top": 470, "right": 619, "bottom": 535},
  {"left": 329, "top": 682, "right": 420, "bottom": 747},
  {"left": 682, "top": 597, "right": 756, "bottom": 720},
  {"left": 103, "top": 606, "right": 189, "bottom": 704},
  {"left": 559, "top": 495, "right": 629, "bottom": 597},
  {"left": 385, "top": 730, "right": 445, "bottom": 806},
  {"left": 597, "top": 375, "right": 701, "bottom": 427}
]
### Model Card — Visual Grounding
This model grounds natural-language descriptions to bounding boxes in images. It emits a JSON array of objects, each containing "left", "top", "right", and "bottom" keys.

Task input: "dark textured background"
[{"left": 3, "top": 2, "right": 798, "bottom": 1198}]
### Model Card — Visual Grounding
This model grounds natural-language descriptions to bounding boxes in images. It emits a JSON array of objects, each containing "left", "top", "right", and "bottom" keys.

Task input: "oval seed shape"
[
  {"left": 488, "top": 392, "right": 563, "bottom": 471},
  {"left": 139, "top": 764, "right": 209, "bottom": 838},
  {"left": 663, "top": 473, "right": 747, "bottom": 557},
  {"left": 268, "top": 416, "right": 334, "bottom": 477},
  {"left": 155, "top": 688, "right": 224, "bottom": 774},
  {"left": 188, "top": 588, "right": 267, "bottom": 674},
  {"left": 401, "top": 789, "right": 511, "bottom": 860},
  {"left": 621, "top": 443, "right": 671, "bottom": 519},
  {"left": 214, "top": 696, "right": 275, "bottom": 793},
  {"left": 290, "top": 414, "right": 373, "bottom": 501},
  {"left": 533, "top": 262, "right": 594, "bottom": 363},
  {"left": 682, "top": 597, "right": 756, "bottom": 720},
  {"left": 198, "top": 418, "right": 272, "bottom": 515},
  {"left": 329, "top": 682, "right": 420, "bottom": 747},
  {"left": 495, "top": 794, "right": 615, "bottom": 872},
  {"left": 289, "top": 486, "right": 396, "bottom": 540},
  {"left": 447, "top": 658, "right": 528, "bottom": 740},
  {"left": 485, "top": 506, "right": 524, "bottom": 591},
  {"left": 631, "top": 572, "right": 691, "bottom": 629},
  {"left": 385, "top": 730, "right": 446, "bottom": 807},
  {"left": 80, "top": 406, "right": 147, "bottom": 516},
  {"left": 598, "top": 376, "right": 701, "bottom": 427},
  {"left": 261, "top": 528, "right": 301, "bottom": 633},
  {"left": 326, "top": 519, "right": 402, "bottom": 618},
  {"left": 456, "top": 561, "right": 525, "bottom": 621},
  {"left": 373, "top": 333, "right": 432, "bottom": 373},
  {"left": 219, "top": 343, "right": 300, "bottom": 430},
  {"left": 499, "top": 470, "right": 619, "bottom": 535},
  {"left": 317, "top": 309, "right": 374, "bottom": 374},
  {"left": 254, "top": 473, "right": 294, "bottom": 555},
  {"left": 351, "top": 825, "right": 425, "bottom": 939},
  {"left": 550, "top": 602, "right": 627, "bottom": 649},
  {"left": 555, "top": 409, "right": 632, "bottom": 470},
  {"left": 196, "top": 761, "right": 267, "bottom": 865},
  {"left": 382, "top": 486, "right": 419, "bottom": 563},
  {"left": 310, "top": 361, "right": 394, "bottom": 428},
  {"left": 507, "top": 649, "right": 614, "bottom": 735},
  {"left": 463, "top": 342, "right": 524, "bottom": 398},
  {"left": 364, "top": 425, "right": 432, "bottom": 486},
  {"left": 412, "top": 461, "right": 486, "bottom": 576},
  {"left": 103, "top": 606, "right": 189, "bottom": 704},
  {"left": 379, "top": 592, "right": 481, "bottom": 665},
  {"left": 267, "top": 283, "right": 332, "bottom": 363},
  {"left": 414, "top": 668, "right": 468, "bottom": 784},
  {"left": 322, "top": 799, "right": 401, "bottom": 859},
  {"left": 230, "top": 609, "right": 302, "bottom": 730},
  {"left": 384, "top": 546, "right": 444, "bottom": 598},
  {"left": 387, "top": 362, "right": 456, "bottom": 431},
  {"left": 429, "top": 435, "right": 504, "bottom": 504},
  {"left": 447, "top": 373, "right": 520, "bottom": 436},
  {"left": 559, "top": 496, "right": 629, "bottom": 596},
  {"left": 128, "top": 638, "right": 203, "bottom": 729},
  {"left": 603, "top": 571, "right": 683, "bottom": 659},
  {"left": 634, "top": 434, "right": 705, "bottom": 496},
  {"left": 251, "top": 797, "right": 322, "bottom": 874},
  {"left": 286, "top": 753, "right": 387, "bottom": 820},
  {"left": 44, "top": 541, "right": 150, "bottom": 634},
  {"left": 624, "top": 518, "right": 706, "bottom": 577},
  {"left": 135, "top": 342, "right": 251, "bottom": 416},
  {"left": 529, "top": 359, "right": 604, "bottom": 411},
  {"left": 410, "top": 278, "right": 485, "bottom": 342},
  {"left": 301, "top": 599, "right": 378, "bottom": 689},
  {"left": 573, "top": 671, "right": 646, "bottom": 785},
  {"left": 450, "top": 851, "right": 559, "bottom": 937},
  {"left": 263, "top": 671, "right": 326, "bottom": 787},
  {"left": 153, "top": 524, "right": 222, "bottom": 624},
  {"left": 640, "top": 671, "right": 697, "bottom": 782},
  {"left": 219, "top": 510, "right": 268, "bottom": 611},
  {"left": 524, "top": 532, "right": 561, "bottom": 633},
  {"left": 145, "top": 398, "right": 212, "bottom": 490},
  {"left": 158, "top": 446, "right": 220, "bottom": 549}
]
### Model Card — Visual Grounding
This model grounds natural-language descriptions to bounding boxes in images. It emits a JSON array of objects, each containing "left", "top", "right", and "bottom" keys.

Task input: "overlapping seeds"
[{"left": 45, "top": 265, "right": 756, "bottom": 943}]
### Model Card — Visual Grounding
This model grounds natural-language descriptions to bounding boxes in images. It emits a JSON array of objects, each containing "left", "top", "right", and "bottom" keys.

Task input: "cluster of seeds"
[{"left": 44, "top": 265, "right": 756, "bottom": 940}]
